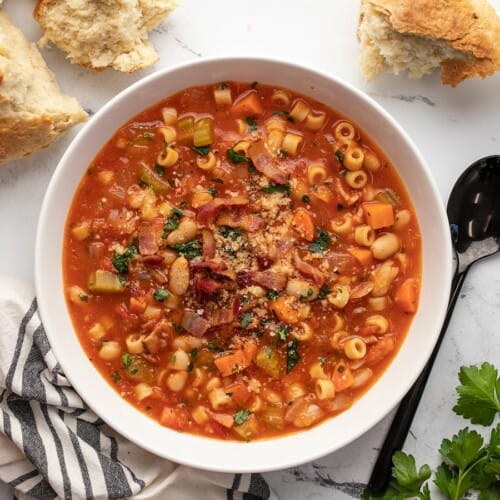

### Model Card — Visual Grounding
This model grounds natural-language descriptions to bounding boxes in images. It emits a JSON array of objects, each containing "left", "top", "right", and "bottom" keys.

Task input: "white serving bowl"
[{"left": 36, "top": 57, "right": 453, "bottom": 473}]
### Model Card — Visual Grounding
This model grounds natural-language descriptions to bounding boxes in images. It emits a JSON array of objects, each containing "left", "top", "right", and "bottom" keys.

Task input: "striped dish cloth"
[{"left": 0, "top": 276, "right": 276, "bottom": 500}]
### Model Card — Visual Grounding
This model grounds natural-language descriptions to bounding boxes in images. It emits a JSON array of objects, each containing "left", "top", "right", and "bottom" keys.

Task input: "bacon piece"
[
  {"left": 197, "top": 197, "right": 249, "bottom": 226},
  {"left": 202, "top": 229, "right": 216, "bottom": 258},
  {"left": 143, "top": 255, "right": 164, "bottom": 267},
  {"left": 257, "top": 255, "right": 273, "bottom": 270},
  {"left": 253, "top": 270, "right": 287, "bottom": 291},
  {"left": 138, "top": 222, "right": 158, "bottom": 256},
  {"left": 248, "top": 140, "right": 288, "bottom": 185},
  {"left": 190, "top": 259, "right": 228, "bottom": 273},
  {"left": 181, "top": 310, "right": 211, "bottom": 337},
  {"left": 237, "top": 272, "right": 254, "bottom": 288},
  {"left": 293, "top": 252, "right": 325, "bottom": 286},
  {"left": 216, "top": 211, "right": 264, "bottom": 233},
  {"left": 194, "top": 276, "right": 222, "bottom": 298},
  {"left": 209, "top": 307, "right": 234, "bottom": 326}
]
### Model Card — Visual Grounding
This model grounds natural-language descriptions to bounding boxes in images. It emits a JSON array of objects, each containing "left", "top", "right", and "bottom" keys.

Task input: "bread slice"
[
  {"left": 34, "top": 0, "right": 178, "bottom": 73},
  {"left": 0, "top": 10, "right": 86, "bottom": 164},
  {"left": 358, "top": 0, "right": 500, "bottom": 86}
]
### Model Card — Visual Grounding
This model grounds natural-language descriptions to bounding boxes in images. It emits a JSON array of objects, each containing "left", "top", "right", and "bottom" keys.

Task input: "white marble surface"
[{"left": 1, "top": 0, "right": 500, "bottom": 498}]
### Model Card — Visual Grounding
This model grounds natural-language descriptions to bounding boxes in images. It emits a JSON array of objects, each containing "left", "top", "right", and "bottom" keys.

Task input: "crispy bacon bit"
[
  {"left": 202, "top": 229, "right": 216, "bottom": 258},
  {"left": 216, "top": 211, "right": 264, "bottom": 233},
  {"left": 181, "top": 310, "right": 210, "bottom": 337},
  {"left": 141, "top": 353, "right": 160, "bottom": 364},
  {"left": 138, "top": 222, "right": 158, "bottom": 255},
  {"left": 248, "top": 140, "right": 288, "bottom": 185},
  {"left": 293, "top": 252, "right": 325, "bottom": 286},
  {"left": 237, "top": 272, "right": 254, "bottom": 288},
  {"left": 196, "top": 197, "right": 249, "bottom": 226},
  {"left": 257, "top": 255, "right": 273, "bottom": 270},
  {"left": 143, "top": 255, "right": 164, "bottom": 267},
  {"left": 194, "top": 276, "right": 222, "bottom": 298},
  {"left": 209, "top": 307, "right": 234, "bottom": 326},
  {"left": 190, "top": 259, "right": 228, "bottom": 273},
  {"left": 253, "top": 270, "right": 287, "bottom": 291}
]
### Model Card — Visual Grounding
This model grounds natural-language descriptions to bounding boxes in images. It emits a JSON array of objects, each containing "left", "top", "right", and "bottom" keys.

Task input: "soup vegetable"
[{"left": 64, "top": 81, "right": 421, "bottom": 441}]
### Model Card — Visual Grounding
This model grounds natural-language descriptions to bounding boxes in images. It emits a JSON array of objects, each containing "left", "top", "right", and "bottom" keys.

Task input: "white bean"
[
  {"left": 166, "top": 219, "right": 198, "bottom": 246},
  {"left": 371, "top": 233, "right": 400, "bottom": 260},
  {"left": 169, "top": 256, "right": 190, "bottom": 295}
]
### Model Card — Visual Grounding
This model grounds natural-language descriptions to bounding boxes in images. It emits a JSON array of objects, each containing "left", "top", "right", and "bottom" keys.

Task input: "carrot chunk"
[
  {"left": 224, "top": 382, "right": 251, "bottom": 406},
  {"left": 292, "top": 208, "right": 315, "bottom": 241},
  {"left": 394, "top": 278, "right": 419, "bottom": 313},
  {"left": 348, "top": 247, "right": 373, "bottom": 266},
  {"left": 214, "top": 342, "right": 258, "bottom": 377},
  {"left": 269, "top": 296, "right": 300, "bottom": 324},
  {"left": 362, "top": 202, "right": 394, "bottom": 229},
  {"left": 231, "top": 91, "right": 264, "bottom": 117},
  {"left": 332, "top": 361, "right": 354, "bottom": 392}
]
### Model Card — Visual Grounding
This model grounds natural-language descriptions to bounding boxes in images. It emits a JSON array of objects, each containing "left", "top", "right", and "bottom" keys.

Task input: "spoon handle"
[{"left": 367, "top": 268, "right": 467, "bottom": 494}]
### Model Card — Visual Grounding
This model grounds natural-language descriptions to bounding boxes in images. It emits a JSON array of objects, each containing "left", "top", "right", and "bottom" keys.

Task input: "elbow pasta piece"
[
  {"left": 126, "top": 334, "right": 145, "bottom": 354},
  {"left": 265, "top": 117, "right": 286, "bottom": 132},
  {"left": 332, "top": 312, "right": 345, "bottom": 333},
  {"left": 233, "top": 140, "right": 251, "bottom": 155},
  {"left": 281, "top": 132, "right": 303, "bottom": 156},
  {"left": 309, "top": 361, "right": 327, "bottom": 379},
  {"left": 315, "top": 379, "right": 335, "bottom": 400},
  {"left": 267, "top": 130, "right": 284, "bottom": 153},
  {"left": 289, "top": 100, "right": 310, "bottom": 122},
  {"left": 371, "top": 233, "right": 401, "bottom": 260},
  {"left": 271, "top": 89, "right": 291, "bottom": 107},
  {"left": 285, "top": 383, "right": 306, "bottom": 401},
  {"left": 88, "top": 323, "right": 106, "bottom": 340},
  {"left": 331, "top": 213, "right": 353, "bottom": 234},
  {"left": 328, "top": 286, "right": 350, "bottom": 308},
  {"left": 196, "top": 151, "right": 217, "bottom": 171},
  {"left": 343, "top": 147, "right": 364, "bottom": 171},
  {"left": 98, "top": 341, "right": 121, "bottom": 360},
  {"left": 236, "top": 119, "right": 247, "bottom": 135},
  {"left": 307, "top": 163, "right": 328, "bottom": 185},
  {"left": 363, "top": 150, "right": 381, "bottom": 171},
  {"left": 158, "top": 126, "right": 176, "bottom": 144},
  {"left": 344, "top": 338, "right": 367, "bottom": 360},
  {"left": 394, "top": 209, "right": 411, "bottom": 230},
  {"left": 291, "top": 322, "right": 313, "bottom": 341},
  {"left": 330, "top": 330, "right": 349, "bottom": 349},
  {"left": 365, "top": 315, "right": 389, "bottom": 334},
  {"left": 161, "top": 107, "right": 177, "bottom": 125},
  {"left": 208, "top": 387, "right": 231, "bottom": 410},
  {"left": 344, "top": 169, "right": 368, "bottom": 189},
  {"left": 167, "top": 371, "right": 188, "bottom": 392},
  {"left": 157, "top": 147, "right": 179, "bottom": 167},
  {"left": 214, "top": 87, "right": 232, "bottom": 106},
  {"left": 305, "top": 111, "right": 326, "bottom": 131},
  {"left": 170, "top": 349, "right": 190, "bottom": 371},
  {"left": 134, "top": 382, "right": 153, "bottom": 401},
  {"left": 354, "top": 225, "right": 375, "bottom": 246},
  {"left": 334, "top": 121, "right": 356, "bottom": 141}
]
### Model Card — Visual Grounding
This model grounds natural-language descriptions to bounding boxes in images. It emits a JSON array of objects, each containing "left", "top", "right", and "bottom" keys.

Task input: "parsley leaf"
[
  {"left": 227, "top": 148, "right": 249, "bottom": 163},
  {"left": 317, "top": 285, "right": 332, "bottom": 300},
  {"left": 234, "top": 409, "right": 252, "bottom": 426},
  {"left": 219, "top": 226, "right": 242, "bottom": 240},
  {"left": 240, "top": 313, "right": 252, "bottom": 329},
  {"left": 162, "top": 208, "right": 183, "bottom": 235},
  {"left": 453, "top": 363, "right": 500, "bottom": 426},
  {"left": 276, "top": 325, "right": 288, "bottom": 341},
  {"left": 260, "top": 183, "right": 291, "bottom": 196},
  {"left": 308, "top": 227, "right": 331, "bottom": 253},
  {"left": 266, "top": 290, "right": 279, "bottom": 301},
  {"left": 121, "top": 353, "right": 132, "bottom": 370},
  {"left": 207, "top": 186, "right": 217, "bottom": 196},
  {"left": 192, "top": 145, "right": 210, "bottom": 156},
  {"left": 112, "top": 244, "right": 138, "bottom": 274},
  {"left": 171, "top": 239, "right": 202, "bottom": 259},
  {"left": 153, "top": 288, "right": 170, "bottom": 301},
  {"left": 286, "top": 339, "right": 300, "bottom": 373},
  {"left": 335, "top": 149, "right": 344, "bottom": 162},
  {"left": 302, "top": 194, "right": 310, "bottom": 203},
  {"left": 246, "top": 117, "right": 258, "bottom": 132},
  {"left": 155, "top": 163, "right": 165, "bottom": 176}
]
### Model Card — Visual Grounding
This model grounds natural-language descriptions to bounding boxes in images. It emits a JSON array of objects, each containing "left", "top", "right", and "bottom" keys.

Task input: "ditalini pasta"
[{"left": 64, "top": 81, "right": 421, "bottom": 441}]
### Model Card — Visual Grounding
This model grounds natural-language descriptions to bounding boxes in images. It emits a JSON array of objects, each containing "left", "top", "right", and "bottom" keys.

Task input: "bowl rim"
[{"left": 35, "top": 55, "right": 453, "bottom": 472}]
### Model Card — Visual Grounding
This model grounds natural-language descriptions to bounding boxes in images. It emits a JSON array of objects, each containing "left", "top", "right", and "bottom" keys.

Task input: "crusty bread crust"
[
  {"left": 359, "top": 0, "right": 500, "bottom": 86},
  {"left": 0, "top": 10, "right": 86, "bottom": 164},
  {"left": 34, "top": 0, "right": 178, "bottom": 73}
]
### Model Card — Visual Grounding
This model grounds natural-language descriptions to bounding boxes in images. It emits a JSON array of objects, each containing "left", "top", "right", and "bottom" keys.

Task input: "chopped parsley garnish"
[
  {"left": 286, "top": 339, "right": 300, "bottom": 373},
  {"left": 112, "top": 244, "right": 138, "bottom": 274},
  {"left": 276, "top": 325, "right": 289, "bottom": 341},
  {"left": 245, "top": 117, "right": 258, "bottom": 132},
  {"left": 301, "top": 194, "right": 310, "bottom": 203},
  {"left": 130, "top": 368, "right": 138, "bottom": 375},
  {"left": 317, "top": 284, "right": 332, "bottom": 300},
  {"left": 266, "top": 290, "right": 279, "bottom": 301},
  {"left": 121, "top": 353, "right": 132, "bottom": 370},
  {"left": 240, "top": 313, "right": 253, "bottom": 329},
  {"left": 308, "top": 227, "right": 331, "bottom": 253},
  {"left": 187, "top": 362, "right": 194, "bottom": 372},
  {"left": 153, "top": 288, "right": 170, "bottom": 301},
  {"left": 222, "top": 246, "right": 237, "bottom": 258},
  {"left": 162, "top": 208, "right": 183, "bottom": 234},
  {"left": 170, "top": 354, "right": 177, "bottom": 364},
  {"left": 207, "top": 186, "right": 217, "bottom": 196},
  {"left": 112, "top": 371, "right": 121, "bottom": 382},
  {"left": 335, "top": 149, "right": 344, "bottom": 162},
  {"left": 171, "top": 239, "right": 202, "bottom": 259},
  {"left": 277, "top": 149, "right": 288, "bottom": 158},
  {"left": 207, "top": 342, "right": 224, "bottom": 352},
  {"left": 227, "top": 148, "right": 249, "bottom": 163},
  {"left": 155, "top": 163, "right": 165, "bottom": 176},
  {"left": 219, "top": 226, "right": 242, "bottom": 240},
  {"left": 299, "top": 289, "right": 314, "bottom": 301},
  {"left": 260, "top": 183, "right": 291, "bottom": 196},
  {"left": 234, "top": 409, "right": 252, "bottom": 426},
  {"left": 190, "top": 348, "right": 199, "bottom": 359},
  {"left": 78, "top": 294, "right": 88, "bottom": 303},
  {"left": 192, "top": 145, "right": 210, "bottom": 156},
  {"left": 319, "top": 357, "right": 327, "bottom": 366}
]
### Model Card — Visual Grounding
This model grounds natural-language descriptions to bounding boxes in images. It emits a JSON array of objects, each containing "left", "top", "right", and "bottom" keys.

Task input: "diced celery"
[
  {"left": 127, "top": 355, "right": 155, "bottom": 384},
  {"left": 234, "top": 414, "right": 258, "bottom": 441},
  {"left": 177, "top": 116, "right": 195, "bottom": 142},
  {"left": 138, "top": 163, "right": 169, "bottom": 194},
  {"left": 262, "top": 404, "right": 284, "bottom": 429},
  {"left": 255, "top": 347, "right": 281, "bottom": 378},
  {"left": 193, "top": 118, "right": 214, "bottom": 147},
  {"left": 88, "top": 270, "right": 125, "bottom": 293}
]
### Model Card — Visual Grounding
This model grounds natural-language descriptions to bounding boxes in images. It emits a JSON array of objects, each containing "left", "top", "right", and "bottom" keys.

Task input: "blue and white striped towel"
[{"left": 0, "top": 276, "right": 276, "bottom": 500}]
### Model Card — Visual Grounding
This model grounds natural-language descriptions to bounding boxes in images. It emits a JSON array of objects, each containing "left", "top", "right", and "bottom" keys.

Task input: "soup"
[{"left": 63, "top": 81, "right": 421, "bottom": 441}]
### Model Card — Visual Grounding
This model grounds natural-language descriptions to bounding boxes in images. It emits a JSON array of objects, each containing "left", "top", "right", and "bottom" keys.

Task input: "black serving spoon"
[{"left": 367, "top": 155, "right": 500, "bottom": 494}]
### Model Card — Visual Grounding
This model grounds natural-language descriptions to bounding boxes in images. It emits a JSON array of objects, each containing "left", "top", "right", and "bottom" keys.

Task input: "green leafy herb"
[
  {"left": 246, "top": 117, "right": 258, "bottom": 132},
  {"left": 260, "top": 183, "right": 291, "bottom": 196},
  {"left": 78, "top": 293, "right": 88, "bottom": 303},
  {"left": 130, "top": 368, "right": 138, "bottom": 375},
  {"left": 299, "top": 289, "right": 314, "bottom": 301},
  {"left": 190, "top": 348, "right": 199, "bottom": 359},
  {"left": 286, "top": 339, "right": 300, "bottom": 373},
  {"left": 227, "top": 148, "right": 249, "bottom": 163},
  {"left": 276, "top": 325, "right": 289, "bottom": 342},
  {"left": 240, "top": 313, "right": 253, "bottom": 329},
  {"left": 162, "top": 208, "right": 183, "bottom": 234},
  {"left": 219, "top": 226, "right": 242, "bottom": 240},
  {"left": 277, "top": 149, "right": 288, "bottom": 158},
  {"left": 266, "top": 290, "right": 279, "bottom": 301},
  {"left": 192, "top": 145, "right": 210, "bottom": 156},
  {"left": 308, "top": 227, "right": 331, "bottom": 253},
  {"left": 112, "top": 371, "right": 121, "bottom": 382},
  {"left": 453, "top": 363, "right": 500, "bottom": 426},
  {"left": 222, "top": 246, "right": 237, "bottom": 258},
  {"left": 187, "top": 362, "right": 194, "bottom": 372},
  {"left": 171, "top": 239, "right": 202, "bottom": 259},
  {"left": 335, "top": 149, "right": 344, "bottom": 162},
  {"left": 208, "top": 186, "right": 217, "bottom": 197},
  {"left": 302, "top": 194, "right": 310, "bottom": 203},
  {"left": 121, "top": 353, "right": 132, "bottom": 370},
  {"left": 112, "top": 244, "right": 138, "bottom": 274},
  {"left": 317, "top": 285, "right": 332, "bottom": 300},
  {"left": 207, "top": 342, "right": 224, "bottom": 352},
  {"left": 153, "top": 288, "right": 170, "bottom": 302},
  {"left": 234, "top": 409, "right": 252, "bottom": 426},
  {"left": 170, "top": 354, "right": 177, "bottom": 364},
  {"left": 155, "top": 163, "right": 165, "bottom": 176}
]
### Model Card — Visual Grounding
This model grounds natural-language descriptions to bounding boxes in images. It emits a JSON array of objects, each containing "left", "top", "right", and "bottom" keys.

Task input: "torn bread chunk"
[
  {"left": 358, "top": 0, "right": 500, "bottom": 86},
  {"left": 34, "top": 0, "right": 178, "bottom": 73},
  {"left": 0, "top": 10, "right": 86, "bottom": 165}
]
